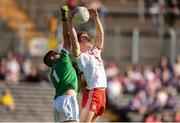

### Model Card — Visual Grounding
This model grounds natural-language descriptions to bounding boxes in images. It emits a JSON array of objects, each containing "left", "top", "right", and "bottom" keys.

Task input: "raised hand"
[
  {"left": 88, "top": 8, "right": 98, "bottom": 19},
  {"left": 68, "top": 8, "right": 78, "bottom": 22}
]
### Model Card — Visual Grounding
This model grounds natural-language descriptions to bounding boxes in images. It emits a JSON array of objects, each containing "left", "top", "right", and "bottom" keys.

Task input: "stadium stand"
[
  {"left": 1, "top": 0, "right": 180, "bottom": 65},
  {"left": 0, "top": 0, "right": 180, "bottom": 122},
  {"left": 0, "top": 82, "right": 115, "bottom": 122},
  {"left": 0, "top": 83, "right": 54, "bottom": 121}
]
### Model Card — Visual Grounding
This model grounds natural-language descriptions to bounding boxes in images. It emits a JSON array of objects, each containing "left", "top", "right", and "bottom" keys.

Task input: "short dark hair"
[
  {"left": 77, "top": 31, "right": 88, "bottom": 42},
  {"left": 43, "top": 50, "right": 54, "bottom": 67}
]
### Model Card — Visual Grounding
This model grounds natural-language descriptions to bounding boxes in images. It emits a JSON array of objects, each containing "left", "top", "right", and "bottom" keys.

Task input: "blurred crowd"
[
  {"left": 145, "top": 0, "right": 180, "bottom": 28},
  {"left": 106, "top": 55, "right": 180, "bottom": 122},
  {"left": 0, "top": 50, "right": 49, "bottom": 85},
  {"left": 0, "top": 50, "right": 49, "bottom": 114}
]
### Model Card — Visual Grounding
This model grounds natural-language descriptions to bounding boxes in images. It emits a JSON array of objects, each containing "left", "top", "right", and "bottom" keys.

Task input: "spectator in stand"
[
  {"left": 173, "top": 55, "right": 180, "bottom": 77},
  {"left": 123, "top": 67, "right": 136, "bottom": 94},
  {"left": 153, "top": 86, "right": 168, "bottom": 110},
  {"left": 168, "top": 75, "right": 179, "bottom": 91},
  {"left": 25, "top": 66, "right": 40, "bottom": 83},
  {"left": 144, "top": 66, "right": 155, "bottom": 82},
  {"left": 0, "top": 99, "right": 2, "bottom": 112},
  {"left": 164, "top": 0, "right": 179, "bottom": 28},
  {"left": 158, "top": 56, "right": 173, "bottom": 85},
  {"left": 0, "top": 58, "right": 6, "bottom": 81},
  {"left": 153, "top": 66, "right": 161, "bottom": 79},
  {"left": 22, "top": 58, "right": 32, "bottom": 77},
  {"left": 144, "top": 66, "right": 162, "bottom": 99},
  {"left": 165, "top": 88, "right": 177, "bottom": 109},
  {"left": 105, "top": 60, "right": 120, "bottom": 80},
  {"left": 128, "top": 90, "right": 147, "bottom": 113},
  {"left": 161, "top": 67, "right": 173, "bottom": 85},
  {"left": 5, "top": 51, "right": 20, "bottom": 84},
  {"left": 146, "top": 0, "right": 166, "bottom": 26},
  {"left": 159, "top": 56, "right": 172, "bottom": 73},
  {"left": 132, "top": 65, "right": 145, "bottom": 92},
  {"left": 107, "top": 75, "right": 123, "bottom": 104},
  {"left": 1, "top": 88, "right": 15, "bottom": 111}
]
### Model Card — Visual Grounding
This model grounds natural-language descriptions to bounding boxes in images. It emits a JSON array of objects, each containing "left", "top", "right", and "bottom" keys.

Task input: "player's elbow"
[
  {"left": 98, "top": 31, "right": 104, "bottom": 38},
  {"left": 101, "top": 30, "right": 104, "bottom": 35}
]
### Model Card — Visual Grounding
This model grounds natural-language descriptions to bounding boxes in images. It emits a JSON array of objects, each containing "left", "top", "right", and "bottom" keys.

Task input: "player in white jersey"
[{"left": 68, "top": 8, "right": 107, "bottom": 122}]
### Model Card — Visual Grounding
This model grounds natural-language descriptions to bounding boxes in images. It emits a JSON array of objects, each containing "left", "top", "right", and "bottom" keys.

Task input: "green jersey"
[{"left": 50, "top": 50, "right": 78, "bottom": 99}]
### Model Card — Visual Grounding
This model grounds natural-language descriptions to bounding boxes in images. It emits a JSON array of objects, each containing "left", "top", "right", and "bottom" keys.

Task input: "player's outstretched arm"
[
  {"left": 61, "top": 5, "right": 71, "bottom": 51},
  {"left": 67, "top": 9, "right": 81, "bottom": 57},
  {"left": 89, "top": 8, "right": 104, "bottom": 49}
]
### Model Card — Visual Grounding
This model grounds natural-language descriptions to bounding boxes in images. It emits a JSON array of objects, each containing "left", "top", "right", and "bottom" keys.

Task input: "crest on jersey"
[{"left": 92, "top": 104, "right": 97, "bottom": 111}]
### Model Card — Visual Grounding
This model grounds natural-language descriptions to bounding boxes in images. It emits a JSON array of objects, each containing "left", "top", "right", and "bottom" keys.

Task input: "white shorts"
[{"left": 53, "top": 95, "right": 79, "bottom": 122}]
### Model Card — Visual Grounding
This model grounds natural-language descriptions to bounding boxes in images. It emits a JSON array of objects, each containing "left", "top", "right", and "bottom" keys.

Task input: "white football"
[{"left": 73, "top": 6, "right": 90, "bottom": 24}]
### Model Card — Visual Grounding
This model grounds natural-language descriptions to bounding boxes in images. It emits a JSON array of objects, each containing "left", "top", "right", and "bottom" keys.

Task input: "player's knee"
[{"left": 80, "top": 109, "right": 95, "bottom": 122}]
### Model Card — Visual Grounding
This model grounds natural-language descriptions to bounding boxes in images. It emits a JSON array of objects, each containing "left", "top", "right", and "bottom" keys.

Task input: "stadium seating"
[
  {"left": 0, "top": 82, "right": 54, "bottom": 121},
  {"left": 0, "top": 82, "right": 114, "bottom": 122}
]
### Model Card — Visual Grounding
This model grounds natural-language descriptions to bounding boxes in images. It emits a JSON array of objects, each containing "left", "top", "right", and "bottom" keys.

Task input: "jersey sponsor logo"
[{"left": 92, "top": 104, "right": 97, "bottom": 111}]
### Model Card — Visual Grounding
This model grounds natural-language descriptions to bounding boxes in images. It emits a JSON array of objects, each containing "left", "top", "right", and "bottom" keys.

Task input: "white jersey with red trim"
[{"left": 75, "top": 46, "right": 107, "bottom": 90}]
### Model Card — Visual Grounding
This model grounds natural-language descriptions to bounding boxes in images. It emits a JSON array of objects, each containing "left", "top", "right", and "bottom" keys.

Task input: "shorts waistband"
[
  {"left": 86, "top": 87, "right": 106, "bottom": 91},
  {"left": 63, "top": 88, "right": 76, "bottom": 96}
]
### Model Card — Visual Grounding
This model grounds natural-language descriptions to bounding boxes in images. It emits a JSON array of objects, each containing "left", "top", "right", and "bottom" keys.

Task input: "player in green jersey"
[{"left": 43, "top": 5, "right": 79, "bottom": 122}]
